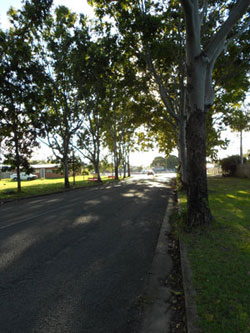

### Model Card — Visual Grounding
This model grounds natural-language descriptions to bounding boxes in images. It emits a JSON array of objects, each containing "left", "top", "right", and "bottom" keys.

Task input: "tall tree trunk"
[
  {"left": 182, "top": 1, "right": 213, "bottom": 227},
  {"left": 178, "top": 117, "right": 187, "bottom": 188},
  {"left": 114, "top": 164, "right": 119, "bottom": 180},
  {"left": 186, "top": 108, "right": 212, "bottom": 227},
  {"left": 113, "top": 146, "right": 119, "bottom": 180},
  {"left": 186, "top": 39, "right": 212, "bottom": 227},
  {"left": 123, "top": 160, "right": 126, "bottom": 178},
  {"left": 127, "top": 154, "right": 131, "bottom": 177},
  {"left": 94, "top": 162, "right": 102, "bottom": 182},
  {"left": 185, "top": 56, "right": 212, "bottom": 227},
  {"left": 63, "top": 157, "right": 70, "bottom": 189},
  {"left": 14, "top": 131, "right": 21, "bottom": 193},
  {"left": 181, "top": 0, "right": 249, "bottom": 227},
  {"left": 16, "top": 163, "right": 21, "bottom": 193}
]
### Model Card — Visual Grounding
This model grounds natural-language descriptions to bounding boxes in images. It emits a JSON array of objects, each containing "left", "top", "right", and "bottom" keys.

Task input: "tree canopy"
[{"left": 1, "top": 0, "right": 249, "bottom": 227}]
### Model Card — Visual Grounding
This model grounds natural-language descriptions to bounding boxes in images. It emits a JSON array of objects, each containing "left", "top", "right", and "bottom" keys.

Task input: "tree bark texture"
[
  {"left": 63, "top": 158, "right": 70, "bottom": 189},
  {"left": 185, "top": 58, "right": 212, "bottom": 227},
  {"left": 114, "top": 165, "right": 119, "bottom": 180},
  {"left": 14, "top": 132, "right": 21, "bottom": 193},
  {"left": 94, "top": 162, "right": 102, "bottom": 182},
  {"left": 127, "top": 155, "right": 131, "bottom": 177},
  {"left": 186, "top": 108, "right": 212, "bottom": 227},
  {"left": 178, "top": 118, "right": 187, "bottom": 188}
]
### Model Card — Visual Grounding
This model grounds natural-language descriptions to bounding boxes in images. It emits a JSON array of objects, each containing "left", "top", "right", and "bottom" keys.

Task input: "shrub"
[{"left": 220, "top": 155, "right": 246, "bottom": 176}]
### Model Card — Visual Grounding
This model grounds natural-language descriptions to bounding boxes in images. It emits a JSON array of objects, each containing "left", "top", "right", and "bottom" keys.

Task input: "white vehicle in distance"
[
  {"left": 141, "top": 169, "right": 155, "bottom": 175},
  {"left": 10, "top": 172, "right": 38, "bottom": 181}
]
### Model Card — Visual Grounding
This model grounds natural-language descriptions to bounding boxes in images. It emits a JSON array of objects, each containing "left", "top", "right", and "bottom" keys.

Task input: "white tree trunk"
[{"left": 181, "top": 0, "right": 249, "bottom": 227}]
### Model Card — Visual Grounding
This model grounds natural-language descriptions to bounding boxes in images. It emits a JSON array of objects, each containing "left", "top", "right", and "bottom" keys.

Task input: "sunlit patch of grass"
[
  {"left": 0, "top": 175, "right": 116, "bottom": 200},
  {"left": 178, "top": 176, "right": 250, "bottom": 333}
]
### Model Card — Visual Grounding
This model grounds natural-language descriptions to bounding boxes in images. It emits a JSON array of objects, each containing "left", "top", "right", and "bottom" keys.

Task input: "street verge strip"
[{"left": 140, "top": 184, "right": 174, "bottom": 333}]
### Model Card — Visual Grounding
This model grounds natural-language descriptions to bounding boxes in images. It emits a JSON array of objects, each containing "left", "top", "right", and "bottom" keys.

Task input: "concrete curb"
[
  {"left": 140, "top": 184, "right": 175, "bottom": 333},
  {"left": 179, "top": 239, "right": 200, "bottom": 333},
  {"left": 178, "top": 197, "right": 200, "bottom": 333}
]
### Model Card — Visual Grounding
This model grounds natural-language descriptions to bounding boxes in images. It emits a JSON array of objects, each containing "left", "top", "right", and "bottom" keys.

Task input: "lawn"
[
  {"left": 0, "top": 175, "right": 116, "bottom": 200},
  {"left": 178, "top": 176, "right": 250, "bottom": 333}
]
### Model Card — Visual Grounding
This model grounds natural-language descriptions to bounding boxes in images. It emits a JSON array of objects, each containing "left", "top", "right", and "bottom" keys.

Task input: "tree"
[
  {"left": 225, "top": 107, "right": 250, "bottom": 164},
  {"left": 151, "top": 156, "right": 167, "bottom": 169},
  {"left": 99, "top": 33, "right": 143, "bottom": 180},
  {"left": 166, "top": 155, "right": 178, "bottom": 170},
  {"left": 77, "top": 110, "right": 104, "bottom": 182},
  {"left": 0, "top": 0, "right": 52, "bottom": 192},
  {"left": 76, "top": 31, "right": 115, "bottom": 182},
  {"left": 179, "top": 0, "right": 250, "bottom": 226},
  {"left": 89, "top": 0, "right": 250, "bottom": 227},
  {"left": 39, "top": 7, "right": 89, "bottom": 188}
]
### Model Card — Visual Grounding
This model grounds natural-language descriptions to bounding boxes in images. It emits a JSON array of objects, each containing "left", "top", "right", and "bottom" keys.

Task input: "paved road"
[{"left": 0, "top": 176, "right": 172, "bottom": 333}]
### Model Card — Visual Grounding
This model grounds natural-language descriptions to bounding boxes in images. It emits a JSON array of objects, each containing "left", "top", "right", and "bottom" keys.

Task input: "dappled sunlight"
[
  {"left": 226, "top": 194, "right": 237, "bottom": 199},
  {"left": 122, "top": 192, "right": 142, "bottom": 198},
  {"left": 45, "top": 198, "right": 62, "bottom": 203},
  {"left": 213, "top": 197, "right": 225, "bottom": 204},
  {"left": 0, "top": 229, "right": 38, "bottom": 270},
  {"left": 125, "top": 188, "right": 137, "bottom": 193},
  {"left": 84, "top": 199, "right": 101, "bottom": 205},
  {"left": 73, "top": 214, "right": 99, "bottom": 227},
  {"left": 0, "top": 172, "right": 173, "bottom": 332},
  {"left": 237, "top": 190, "right": 249, "bottom": 195},
  {"left": 146, "top": 180, "right": 167, "bottom": 188}
]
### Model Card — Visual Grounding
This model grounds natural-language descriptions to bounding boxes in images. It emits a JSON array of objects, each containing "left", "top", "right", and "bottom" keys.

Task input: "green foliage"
[
  {"left": 151, "top": 156, "right": 167, "bottom": 169},
  {"left": 166, "top": 155, "right": 178, "bottom": 170},
  {"left": 224, "top": 108, "right": 250, "bottom": 133},
  {"left": 220, "top": 155, "right": 246, "bottom": 176},
  {"left": 1, "top": 0, "right": 249, "bottom": 196},
  {"left": 0, "top": 0, "right": 52, "bottom": 191}
]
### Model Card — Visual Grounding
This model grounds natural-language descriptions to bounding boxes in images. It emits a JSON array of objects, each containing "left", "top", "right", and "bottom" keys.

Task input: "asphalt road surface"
[{"left": 0, "top": 175, "right": 173, "bottom": 333}]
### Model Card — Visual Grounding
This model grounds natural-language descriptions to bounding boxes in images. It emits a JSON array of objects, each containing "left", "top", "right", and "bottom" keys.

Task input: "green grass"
[
  {"left": 0, "top": 175, "right": 116, "bottom": 200},
  {"left": 178, "top": 176, "right": 250, "bottom": 333}
]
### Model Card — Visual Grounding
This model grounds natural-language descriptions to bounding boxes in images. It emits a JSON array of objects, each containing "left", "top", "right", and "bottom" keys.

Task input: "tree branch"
[
  {"left": 205, "top": 0, "right": 250, "bottom": 60},
  {"left": 199, "top": 0, "right": 208, "bottom": 28},
  {"left": 225, "top": 17, "right": 250, "bottom": 48},
  {"left": 180, "top": 0, "right": 201, "bottom": 55},
  {"left": 180, "top": 0, "right": 193, "bottom": 15},
  {"left": 145, "top": 53, "right": 179, "bottom": 121}
]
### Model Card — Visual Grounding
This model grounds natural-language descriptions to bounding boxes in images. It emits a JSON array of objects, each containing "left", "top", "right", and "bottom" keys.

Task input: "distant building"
[{"left": 31, "top": 164, "right": 63, "bottom": 179}]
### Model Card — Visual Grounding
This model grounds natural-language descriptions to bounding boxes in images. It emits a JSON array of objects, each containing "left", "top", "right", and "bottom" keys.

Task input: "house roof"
[{"left": 31, "top": 164, "right": 59, "bottom": 169}]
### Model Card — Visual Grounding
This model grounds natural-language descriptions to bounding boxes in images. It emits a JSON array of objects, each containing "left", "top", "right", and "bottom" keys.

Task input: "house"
[{"left": 31, "top": 164, "right": 63, "bottom": 179}]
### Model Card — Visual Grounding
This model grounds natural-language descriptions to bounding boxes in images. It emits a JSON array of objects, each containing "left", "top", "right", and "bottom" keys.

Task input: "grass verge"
[
  {"left": 178, "top": 176, "right": 250, "bottom": 333},
  {"left": 0, "top": 175, "right": 117, "bottom": 201}
]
